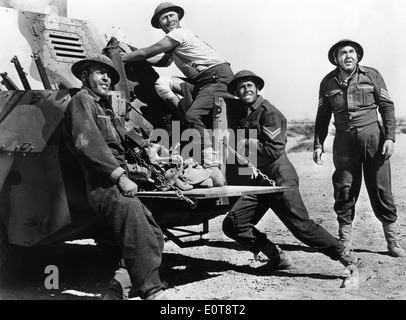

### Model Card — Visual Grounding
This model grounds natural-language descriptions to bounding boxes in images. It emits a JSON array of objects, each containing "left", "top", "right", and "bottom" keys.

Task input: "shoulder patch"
[
  {"left": 261, "top": 99, "right": 275, "bottom": 111},
  {"left": 360, "top": 65, "right": 381, "bottom": 75}
]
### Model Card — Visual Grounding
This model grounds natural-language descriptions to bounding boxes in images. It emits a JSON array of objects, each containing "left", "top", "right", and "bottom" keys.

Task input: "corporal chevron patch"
[
  {"left": 318, "top": 97, "right": 323, "bottom": 108},
  {"left": 380, "top": 88, "right": 392, "bottom": 101},
  {"left": 263, "top": 126, "right": 281, "bottom": 140}
]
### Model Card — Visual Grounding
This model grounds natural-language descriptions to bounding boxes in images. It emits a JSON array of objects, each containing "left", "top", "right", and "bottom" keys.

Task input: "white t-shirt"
[{"left": 166, "top": 28, "right": 227, "bottom": 79}]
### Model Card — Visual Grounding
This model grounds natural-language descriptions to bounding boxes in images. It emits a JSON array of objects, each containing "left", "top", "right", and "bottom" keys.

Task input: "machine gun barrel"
[
  {"left": 32, "top": 50, "right": 52, "bottom": 90},
  {"left": 11, "top": 55, "right": 31, "bottom": 90},
  {"left": 0, "top": 72, "right": 19, "bottom": 90}
]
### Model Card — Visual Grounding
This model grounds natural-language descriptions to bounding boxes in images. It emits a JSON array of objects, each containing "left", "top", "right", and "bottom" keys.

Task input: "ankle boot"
[
  {"left": 259, "top": 240, "right": 293, "bottom": 271},
  {"left": 382, "top": 222, "right": 406, "bottom": 257}
]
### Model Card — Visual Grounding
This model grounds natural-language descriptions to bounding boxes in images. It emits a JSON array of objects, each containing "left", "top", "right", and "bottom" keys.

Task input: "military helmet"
[
  {"left": 227, "top": 70, "right": 265, "bottom": 95},
  {"left": 71, "top": 53, "right": 120, "bottom": 86},
  {"left": 151, "top": 2, "right": 184, "bottom": 29},
  {"left": 328, "top": 39, "right": 364, "bottom": 66}
]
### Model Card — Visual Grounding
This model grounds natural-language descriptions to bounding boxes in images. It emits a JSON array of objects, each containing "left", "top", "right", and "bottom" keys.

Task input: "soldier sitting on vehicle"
[{"left": 62, "top": 53, "right": 169, "bottom": 300}]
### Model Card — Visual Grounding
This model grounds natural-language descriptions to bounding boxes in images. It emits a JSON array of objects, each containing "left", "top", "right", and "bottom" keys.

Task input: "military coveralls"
[
  {"left": 62, "top": 87, "right": 166, "bottom": 299},
  {"left": 222, "top": 96, "right": 346, "bottom": 261},
  {"left": 314, "top": 65, "right": 397, "bottom": 226}
]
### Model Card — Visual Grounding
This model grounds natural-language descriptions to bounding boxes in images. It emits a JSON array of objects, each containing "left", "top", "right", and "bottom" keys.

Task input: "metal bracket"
[{"left": 162, "top": 221, "right": 210, "bottom": 248}]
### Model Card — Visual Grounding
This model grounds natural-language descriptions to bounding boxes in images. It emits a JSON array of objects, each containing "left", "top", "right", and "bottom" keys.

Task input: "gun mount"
[{"left": 0, "top": 1, "right": 288, "bottom": 284}]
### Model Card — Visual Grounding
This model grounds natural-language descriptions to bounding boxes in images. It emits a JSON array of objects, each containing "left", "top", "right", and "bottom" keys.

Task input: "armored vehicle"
[{"left": 0, "top": 0, "right": 287, "bottom": 283}]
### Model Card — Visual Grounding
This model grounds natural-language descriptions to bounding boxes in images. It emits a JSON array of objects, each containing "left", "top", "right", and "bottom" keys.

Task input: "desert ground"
[{"left": 1, "top": 132, "right": 406, "bottom": 301}]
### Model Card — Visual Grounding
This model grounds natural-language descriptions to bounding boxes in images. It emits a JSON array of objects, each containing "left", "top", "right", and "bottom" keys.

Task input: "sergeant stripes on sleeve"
[
  {"left": 318, "top": 97, "right": 323, "bottom": 108},
  {"left": 380, "top": 88, "right": 392, "bottom": 101},
  {"left": 263, "top": 126, "right": 281, "bottom": 140}
]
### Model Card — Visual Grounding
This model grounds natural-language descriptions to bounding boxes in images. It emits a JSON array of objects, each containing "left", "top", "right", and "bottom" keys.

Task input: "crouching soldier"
[{"left": 222, "top": 70, "right": 375, "bottom": 288}]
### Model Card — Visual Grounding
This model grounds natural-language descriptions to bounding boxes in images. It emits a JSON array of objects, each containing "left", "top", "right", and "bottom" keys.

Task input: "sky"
[{"left": 37, "top": 0, "right": 406, "bottom": 120}]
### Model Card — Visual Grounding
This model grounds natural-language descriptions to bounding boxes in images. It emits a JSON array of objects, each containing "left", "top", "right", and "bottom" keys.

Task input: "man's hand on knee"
[{"left": 117, "top": 174, "right": 138, "bottom": 197}]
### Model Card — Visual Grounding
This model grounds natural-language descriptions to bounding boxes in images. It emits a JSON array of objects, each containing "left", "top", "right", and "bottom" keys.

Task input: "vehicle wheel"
[{"left": 0, "top": 216, "right": 21, "bottom": 284}]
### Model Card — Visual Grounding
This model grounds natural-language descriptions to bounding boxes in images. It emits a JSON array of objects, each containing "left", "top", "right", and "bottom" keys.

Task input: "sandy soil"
[{"left": 1, "top": 134, "right": 406, "bottom": 301}]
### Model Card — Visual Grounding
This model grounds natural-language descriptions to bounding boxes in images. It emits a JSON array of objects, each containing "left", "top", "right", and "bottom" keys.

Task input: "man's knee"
[
  {"left": 110, "top": 195, "right": 151, "bottom": 218},
  {"left": 222, "top": 214, "right": 237, "bottom": 238},
  {"left": 155, "top": 76, "right": 176, "bottom": 100}
]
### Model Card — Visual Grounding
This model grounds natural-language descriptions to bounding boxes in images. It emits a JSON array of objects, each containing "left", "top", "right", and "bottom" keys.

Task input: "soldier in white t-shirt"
[{"left": 122, "top": 2, "right": 234, "bottom": 186}]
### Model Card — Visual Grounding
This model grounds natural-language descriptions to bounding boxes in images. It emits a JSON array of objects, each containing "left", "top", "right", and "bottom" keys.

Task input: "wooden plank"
[{"left": 137, "top": 185, "right": 289, "bottom": 200}]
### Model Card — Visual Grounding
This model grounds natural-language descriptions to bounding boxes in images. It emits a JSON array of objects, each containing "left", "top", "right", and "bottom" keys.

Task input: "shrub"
[
  {"left": 287, "top": 122, "right": 315, "bottom": 140},
  {"left": 288, "top": 139, "right": 314, "bottom": 153}
]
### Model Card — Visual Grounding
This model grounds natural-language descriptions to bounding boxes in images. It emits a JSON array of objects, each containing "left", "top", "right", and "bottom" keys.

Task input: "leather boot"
[
  {"left": 258, "top": 240, "right": 293, "bottom": 271},
  {"left": 103, "top": 265, "right": 132, "bottom": 300},
  {"left": 205, "top": 166, "right": 225, "bottom": 187},
  {"left": 382, "top": 222, "right": 406, "bottom": 257},
  {"left": 202, "top": 146, "right": 225, "bottom": 187}
]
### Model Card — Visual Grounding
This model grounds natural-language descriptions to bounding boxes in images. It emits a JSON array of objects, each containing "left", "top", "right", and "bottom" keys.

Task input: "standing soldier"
[{"left": 313, "top": 39, "right": 405, "bottom": 257}]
